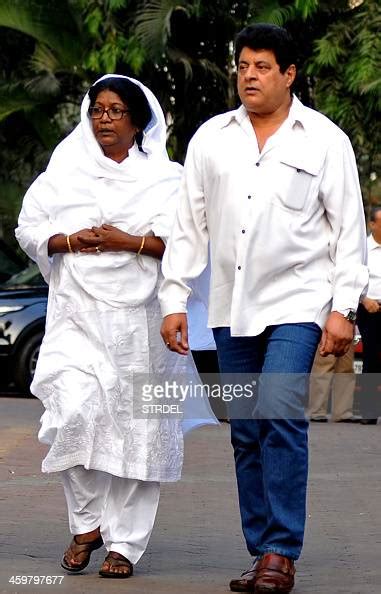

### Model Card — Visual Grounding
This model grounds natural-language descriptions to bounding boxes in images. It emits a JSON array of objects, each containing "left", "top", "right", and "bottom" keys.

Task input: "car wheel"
[{"left": 13, "top": 331, "right": 44, "bottom": 395}]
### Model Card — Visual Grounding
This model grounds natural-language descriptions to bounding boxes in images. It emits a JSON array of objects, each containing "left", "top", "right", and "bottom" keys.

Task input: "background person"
[
  {"left": 309, "top": 343, "right": 361, "bottom": 423},
  {"left": 159, "top": 23, "right": 368, "bottom": 594},
  {"left": 15, "top": 74, "right": 215, "bottom": 580},
  {"left": 356, "top": 205, "right": 381, "bottom": 425}
]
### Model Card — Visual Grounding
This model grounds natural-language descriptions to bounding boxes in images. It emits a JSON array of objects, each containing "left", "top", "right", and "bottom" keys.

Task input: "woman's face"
[{"left": 90, "top": 89, "right": 139, "bottom": 160}]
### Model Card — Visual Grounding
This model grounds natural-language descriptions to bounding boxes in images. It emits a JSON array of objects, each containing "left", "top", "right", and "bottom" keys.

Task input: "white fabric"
[
  {"left": 159, "top": 96, "right": 368, "bottom": 336},
  {"left": 15, "top": 74, "right": 217, "bottom": 482},
  {"left": 188, "top": 260, "right": 216, "bottom": 351},
  {"left": 62, "top": 466, "right": 160, "bottom": 564},
  {"left": 365, "top": 234, "right": 381, "bottom": 300}
]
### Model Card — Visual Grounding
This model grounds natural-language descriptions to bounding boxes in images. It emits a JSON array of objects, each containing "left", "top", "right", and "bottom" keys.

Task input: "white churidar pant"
[{"left": 61, "top": 466, "right": 160, "bottom": 564}]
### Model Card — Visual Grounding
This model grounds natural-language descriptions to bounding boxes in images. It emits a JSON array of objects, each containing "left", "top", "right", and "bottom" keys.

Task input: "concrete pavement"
[{"left": 0, "top": 396, "right": 380, "bottom": 594}]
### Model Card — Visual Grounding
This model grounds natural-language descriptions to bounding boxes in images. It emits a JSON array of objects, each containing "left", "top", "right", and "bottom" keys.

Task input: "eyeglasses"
[{"left": 88, "top": 106, "right": 130, "bottom": 120}]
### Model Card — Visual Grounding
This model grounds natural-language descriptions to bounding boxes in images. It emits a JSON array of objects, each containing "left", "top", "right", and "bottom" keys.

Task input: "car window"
[{"left": 2, "top": 264, "right": 46, "bottom": 288}]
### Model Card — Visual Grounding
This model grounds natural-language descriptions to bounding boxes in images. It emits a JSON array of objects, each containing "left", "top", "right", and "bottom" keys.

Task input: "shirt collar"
[
  {"left": 368, "top": 234, "right": 381, "bottom": 250},
  {"left": 287, "top": 95, "right": 306, "bottom": 129},
  {"left": 224, "top": 95, "right": 308, "bottom": 131},
  {"left": 220, "top": 104, "right": 246, "bottom": 128}
]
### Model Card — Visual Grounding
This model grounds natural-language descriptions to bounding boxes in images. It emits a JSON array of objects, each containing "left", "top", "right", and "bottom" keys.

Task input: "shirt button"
[
  {"left": 237, "top": 266, "right": 241, "bottom": 270},
  {"left": 242, "top": 229, "right": 245, "bottom": 234},
  {"left": 248, "top": 195, "right": 252, "bottom": 199},
  {"left": 255, "top": 162, "right": 260, "bottom": 167}
]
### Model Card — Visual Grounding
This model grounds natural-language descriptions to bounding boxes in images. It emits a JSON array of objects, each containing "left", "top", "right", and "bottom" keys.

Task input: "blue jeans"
[{"left": 213, "top": 323, "right": 321, "bottom": 560}]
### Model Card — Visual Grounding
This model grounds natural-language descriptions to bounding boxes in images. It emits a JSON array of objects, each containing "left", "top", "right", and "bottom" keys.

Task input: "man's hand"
[
  {"left": 319, "top": 311, "right": 354, "bottom": 357},
  {"left": 160, "top": 313, "right": 189, "bottom": 355},
  {"left": 361, "top": 296, "right": 381, "bottom": 313}
]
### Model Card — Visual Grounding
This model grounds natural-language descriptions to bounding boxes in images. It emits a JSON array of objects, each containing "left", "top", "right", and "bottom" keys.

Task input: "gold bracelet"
[
  {"left": 66, "top": 235, "right": 73, "bottom": 253},
  {"left": 137, "top": 236, "right": 145, "bottom": 256}
]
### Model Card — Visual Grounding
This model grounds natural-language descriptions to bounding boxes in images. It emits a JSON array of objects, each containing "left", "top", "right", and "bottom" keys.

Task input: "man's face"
[
  {"left": 370, "top": 211, "right": 381, "bottom": 241},
  {"left": 237, "top": 47, "right": 296, "bottom": 115}
]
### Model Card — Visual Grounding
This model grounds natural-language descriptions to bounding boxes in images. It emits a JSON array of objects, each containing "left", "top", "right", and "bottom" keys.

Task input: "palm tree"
[
  {"left": 306, "top": 0, "right": 381, "bottom": 207},
  {"left": 0, "top": 0, "right": 88, "bottom": 118},
  {"left": 0, "top": 0, "right": 90, "bottom": 248},
  {"left": 131, "top": 0, "right": 246, "bottom": 160}
]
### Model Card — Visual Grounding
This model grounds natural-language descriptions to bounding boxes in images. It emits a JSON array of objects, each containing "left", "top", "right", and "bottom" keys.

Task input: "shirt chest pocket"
[{"left": 272, "top": 154, "right": 321, "bottom": 211}]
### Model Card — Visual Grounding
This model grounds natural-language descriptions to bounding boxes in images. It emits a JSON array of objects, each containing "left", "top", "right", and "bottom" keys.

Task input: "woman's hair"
[
  {"left": 88, "top": 77, "right": 152, "bottom": 152},
  {"left": 234, "top": 23, "right": 297, "bottom": 73}
]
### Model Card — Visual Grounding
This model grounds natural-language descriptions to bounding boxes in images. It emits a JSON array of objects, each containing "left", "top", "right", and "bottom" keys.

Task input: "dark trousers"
[
  {"left": 191, "top": 349, "right": 228, "bottom": 420},
  {"left": 356, "top": 304, "right": 381, "bottom": 418}
]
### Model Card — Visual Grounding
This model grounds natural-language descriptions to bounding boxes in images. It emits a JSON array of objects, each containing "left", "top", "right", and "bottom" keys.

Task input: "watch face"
[{"left": 346, "top": 311, "right": 357, "bottom": 322}]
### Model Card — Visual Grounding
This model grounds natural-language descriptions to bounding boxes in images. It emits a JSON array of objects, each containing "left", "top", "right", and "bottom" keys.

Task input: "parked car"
[
  {"left": 0, "top": 264, "right": 48, "bottom": 394},
  {"left": 0, "top": 238, "right": 26, "bottom": 283}
]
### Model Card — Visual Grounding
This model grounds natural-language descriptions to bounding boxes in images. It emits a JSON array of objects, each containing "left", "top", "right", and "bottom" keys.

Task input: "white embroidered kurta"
[{"left": 16, "top": 75, "right": 216, "bottom": 482}]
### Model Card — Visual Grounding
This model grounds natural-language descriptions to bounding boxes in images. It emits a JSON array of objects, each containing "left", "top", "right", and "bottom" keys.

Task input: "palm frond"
[
  {"left": 29, "top": 42, "right": 60, "bottom": 74},
  {"left": 24, "top": 73, "right": 61, "bottom": 98},
  {"left": 293, "top": 0, "right": 320, "bottom": 20},
  {"left": 253, "top": 1, "right": 298, "bottom": 26},
  {"left": 362, "top": 78, "right": 381, "bottom": 93},
  {"left": 198, "top": 59, "right": 229, "bottom": 84},
  {"left": 134, "top": 0, "right": 189, "bottom": 57},
  {"left": 167, "top": 47, "right": 194, "bottom": 79},
  {"left": 0, "top": 0, "right": 84, "bottom": 67},
  {"left": 0, "top": 82, "right": 41, "bottom": 121}
]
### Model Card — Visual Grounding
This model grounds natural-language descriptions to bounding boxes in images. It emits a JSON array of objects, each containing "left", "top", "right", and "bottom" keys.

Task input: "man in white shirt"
[
  {"left": 357, "top": 206, "right": 381, "bottom": 425},
  {"left": 159, "top": 23, "right": 368, "bottom": 594}
]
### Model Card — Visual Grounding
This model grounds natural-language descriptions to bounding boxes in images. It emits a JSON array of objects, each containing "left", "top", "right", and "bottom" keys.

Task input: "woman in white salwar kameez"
[{"left": 16, "top": 75, "right": 216, "bottom": 579}]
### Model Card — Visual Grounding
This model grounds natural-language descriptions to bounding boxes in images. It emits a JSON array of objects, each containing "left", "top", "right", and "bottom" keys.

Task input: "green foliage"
[
  {"left": 293, "top": 0, "right": 319, "bottom": 19},
  {"left": 0, "top": 0, "right": 84, "bottom": 67},
  {"left": 134, "top": 0, "right": 189, "bottom": 57},
  {"left": 1, "top": 0, "right": 381, "bottom": 247},
  {"left": 75, "top": 0, "right": 145, "bottom": 73},
  {"left": 307, "top": 0, "right": 381, "bottom": 206}
]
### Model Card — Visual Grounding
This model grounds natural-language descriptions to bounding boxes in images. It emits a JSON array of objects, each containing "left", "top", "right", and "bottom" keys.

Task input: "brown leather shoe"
[
  {"left": 229, "top": 559, "right": 260, "bottom": 592},
  {"left": 254, "top": 553, "right": 295, "bottom": 593}
]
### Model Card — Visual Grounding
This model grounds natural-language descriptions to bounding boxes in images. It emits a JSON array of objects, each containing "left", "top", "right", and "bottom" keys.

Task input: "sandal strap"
[
  {"left": 72, "top": 534, "right": 103, "bottom": 552},
  {"left": 104, "top": 552, "right": 133, "bottom": 572}
]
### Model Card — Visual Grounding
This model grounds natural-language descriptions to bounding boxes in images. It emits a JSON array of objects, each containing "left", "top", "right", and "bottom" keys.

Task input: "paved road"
[{"left": 0, "top": 396, "right": 380, "bottom": 594}]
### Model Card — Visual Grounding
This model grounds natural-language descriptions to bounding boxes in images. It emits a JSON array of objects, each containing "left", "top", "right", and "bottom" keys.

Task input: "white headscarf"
[
  {"left": 16, "top": 75, "right": 182, "bottom": 285},
  {"left": 46, "top": 74, "right": 178, "bottom": 181},
  {"left": 84, "top": 74, "right": 169, "bottom": 159}
]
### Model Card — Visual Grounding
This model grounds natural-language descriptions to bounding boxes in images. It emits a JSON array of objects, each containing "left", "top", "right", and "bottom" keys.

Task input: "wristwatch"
[{"left": 343, "top": 309, "right": 357, "bottom": 323}]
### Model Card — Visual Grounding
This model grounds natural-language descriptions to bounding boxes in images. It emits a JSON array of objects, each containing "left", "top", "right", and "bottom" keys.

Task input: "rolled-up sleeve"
[{"left": 320, "top": 133, "right": 368, "bottom": 311}]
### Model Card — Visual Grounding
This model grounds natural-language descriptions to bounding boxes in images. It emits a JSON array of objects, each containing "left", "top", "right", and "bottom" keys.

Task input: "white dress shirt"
[
  {"left": 187, "top": 260, "right": 216, "bottom": 350},
  {"left": 159, "top": 96, "right": 368, "bottom": 336},
  {"left": 366, "top": 235, "right": 381, "bottom": 300}
]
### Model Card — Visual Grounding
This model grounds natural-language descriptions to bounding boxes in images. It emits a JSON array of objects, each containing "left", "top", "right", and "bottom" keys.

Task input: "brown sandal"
[
  {"left": 61, "top": 534, "right": 103, "bottom": 573},
  {"left": 99, "top": 551, "right": 133, "bottom": 579}
]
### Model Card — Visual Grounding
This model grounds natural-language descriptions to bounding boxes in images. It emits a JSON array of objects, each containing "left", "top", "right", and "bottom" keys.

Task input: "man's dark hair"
[
  {"left": 370, "top": 206, "right": 381, "bottom": 222},
  {"left": 88, "top": 77, "right": 152, "bottom": 152},
  {"left": 234, "top": 23, "right": 297, "bottom": 73}
]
